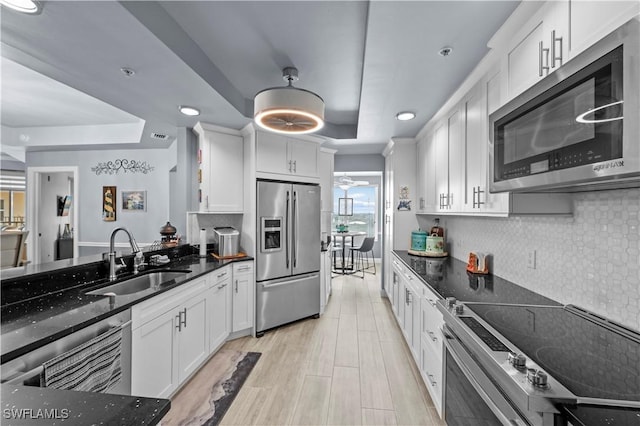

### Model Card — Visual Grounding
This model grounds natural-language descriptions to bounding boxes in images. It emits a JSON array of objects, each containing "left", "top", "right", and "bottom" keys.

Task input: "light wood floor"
[{"left": 170, "top": 265, "right": 445, "bottom": 425}]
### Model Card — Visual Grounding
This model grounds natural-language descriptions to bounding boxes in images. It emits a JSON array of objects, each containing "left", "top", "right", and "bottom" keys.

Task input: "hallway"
[{"left": 167, "top": 265, "right": 444, "bottom": 425}]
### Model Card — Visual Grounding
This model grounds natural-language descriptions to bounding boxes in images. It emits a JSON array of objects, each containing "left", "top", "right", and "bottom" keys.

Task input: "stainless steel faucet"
[{"left": 108, "top": 227, "right": 140, "bottom": 281}]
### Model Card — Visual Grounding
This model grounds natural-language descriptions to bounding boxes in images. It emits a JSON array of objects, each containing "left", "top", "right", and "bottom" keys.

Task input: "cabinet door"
[
  {"left": 569, "top": 0, "right": 639, "bottom": 59},
  {"left": 177, "top": 293, "right": 208, "bottom": 382},
  {"left": 507, "top": 1, "right": 568, "bottom": 100},
  {"left": 411, "top": 286, "right": 421, "bottom": 360},
  {"left": 232, "top": 262, "right": 253, "bottom": 332},
  {"left": 131, "top": 310, "right": 178, "bottom": 398},
  {"left": 485, "top": 72, "right": 510, "bottom": 214},
  {"left": 420, "top": 336, "right": 443, "bottom": 416},
  {"left": 206, "top": 132, "right": 243, "bottom": 212},
  {"left": 416, "top": 138, "right": 427, "bottom": 213},
  {"left": 447, "top": 109, "right": 464, "bottom": 212},
  {"left": 434, "top": 123, "right": 449, "bottom": 212},
  {"left": 288, "top": 138, "right": 318, "bottom": 177},
  {"left": 209, "top": 276, "right": 230, "bottom": 353},
  {"left": 256, "top": 131, "right": 289, "bottom": 175}
]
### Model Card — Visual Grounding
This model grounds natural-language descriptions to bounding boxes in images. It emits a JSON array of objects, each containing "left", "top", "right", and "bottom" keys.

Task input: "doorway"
[{"left": 26, "top": 166, "right": 79, "bottom": 265}]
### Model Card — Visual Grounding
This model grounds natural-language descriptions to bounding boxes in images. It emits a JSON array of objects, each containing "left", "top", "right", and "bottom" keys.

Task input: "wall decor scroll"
[
  {"left": 102, "top": 186, "right": 116, "bottom": 221},
  {"left": 91, "top": 159, "right": 154, "bottom": 175}
]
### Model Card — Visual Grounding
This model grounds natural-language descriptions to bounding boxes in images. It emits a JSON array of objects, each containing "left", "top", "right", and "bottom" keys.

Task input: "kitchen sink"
[{"left": 85, "top": 270, "right": 191, "bottom": 296}]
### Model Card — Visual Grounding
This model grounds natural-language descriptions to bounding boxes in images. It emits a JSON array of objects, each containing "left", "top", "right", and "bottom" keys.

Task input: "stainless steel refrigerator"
[{"left": 256, "top": 180, "right": 321, "bottom": 335}]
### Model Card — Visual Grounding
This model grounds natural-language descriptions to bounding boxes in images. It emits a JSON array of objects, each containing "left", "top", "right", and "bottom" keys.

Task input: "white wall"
[
  {"left": 416, "top": 188, "right": 640, "bottom": 331},
  {"left": 27, "top": 148, "right": 173, "bottom": 256}
]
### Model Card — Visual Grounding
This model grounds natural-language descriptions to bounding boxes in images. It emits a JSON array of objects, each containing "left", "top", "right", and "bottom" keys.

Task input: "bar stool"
[{"left": 349, "top": 237, "right": 376, "bottom": 278}]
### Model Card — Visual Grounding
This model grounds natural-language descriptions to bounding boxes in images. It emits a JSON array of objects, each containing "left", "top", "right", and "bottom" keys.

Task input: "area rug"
[{"left": 162, "top": 349, "right": 261, "bottom": 426}]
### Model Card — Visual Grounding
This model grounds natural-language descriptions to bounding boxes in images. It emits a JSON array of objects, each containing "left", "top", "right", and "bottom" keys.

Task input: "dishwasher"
[{"left": 1, "top": 309, "right": 132, "bottom": 395}]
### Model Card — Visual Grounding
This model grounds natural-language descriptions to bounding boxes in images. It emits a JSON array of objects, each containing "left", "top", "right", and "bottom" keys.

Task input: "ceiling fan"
[{"left": 334, "top": 175, "right": 369, "bottom": 190}]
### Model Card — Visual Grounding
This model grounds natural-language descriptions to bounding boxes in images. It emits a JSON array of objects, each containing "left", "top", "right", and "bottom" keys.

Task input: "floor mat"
[{"left": 162, "top": 349, "right": 262, "bottom": 426}]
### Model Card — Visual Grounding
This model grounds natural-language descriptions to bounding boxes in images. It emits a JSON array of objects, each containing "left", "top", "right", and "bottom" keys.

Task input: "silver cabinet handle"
[
  {"left": 181, "top": 308, "right": 187, "bottom": 329},
  {"left": 217, "top": 283, "right": 227, "bottom": 290},
  {"left": 205, "top": 196, "right": 209, "bottom": 210},
  {"left": 175, "top": 312, "right": 182, "bottom": 331},
  {"left": 285, "top": 191, "right": 290, "bottom": 269},
  {"left": 419, "top": 197, "right": 425, "bottom": 210},
  {"left": 539, "top": 41, "right": 550, "bottom": 77},
  {"left": 235, "top": 279, "right": 238, "bottom": 293},
  {"left": 473, "top": 186, "right": 485, "bottom": 208},
  {"left": 428, "top": 298, "right": 436, "bottom": 307},
  {"left": 293, "top": 190, "right": 298, "bottom": 268},
  {"left": 293, "top": 160, "right": 297, "bottom": 173},
  {"left": 427, "top": 331, "right": 438, "bottom": 342},
  {"left": 550, "top": 30, "right": 563, "bottom": 68},
  {"left": 427, "top": 373, "right": 437, "bottom": 387},
  {"left": 288, "top": 160, "right": 292, "bottom": 172},
  {"left": 236, "top": 265, "right": 250, "bottom": 271},
  {"left": 217, "top": 271, "right": 227, "bottom": 279}
]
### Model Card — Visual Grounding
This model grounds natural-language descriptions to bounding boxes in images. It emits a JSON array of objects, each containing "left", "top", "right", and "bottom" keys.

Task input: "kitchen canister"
[{"left": 411, "top": 229, "right": 428, "bottom": 251}]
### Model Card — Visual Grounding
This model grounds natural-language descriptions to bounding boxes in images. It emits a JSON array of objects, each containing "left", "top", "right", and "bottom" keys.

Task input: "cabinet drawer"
[
  {"left": 132, "top": 276, "right": 208, "bottom": 329},
  {"left": 421, "top": 298, "right": 443, "bottom": 355},
  {"left": 233, "top": 261, "right": 253, "bottom": 275},
  {"left": 211, "top": 266, "right": 231, "bottom": 287},
  {"left": 420, "top": 335, "right": 443, "bottom": 416}
]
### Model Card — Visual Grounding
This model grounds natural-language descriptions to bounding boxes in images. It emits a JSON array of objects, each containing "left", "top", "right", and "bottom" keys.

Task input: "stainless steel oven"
[
  {"left": 490, "top": 17, "right": 640, "bottom": 192},
  {"left": 439, "top": 299, "right": 640, "bottom": 426}
]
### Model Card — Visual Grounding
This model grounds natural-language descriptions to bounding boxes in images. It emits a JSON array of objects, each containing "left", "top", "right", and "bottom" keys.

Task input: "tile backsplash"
[{"left": 417, "top": 188, "right": 640, "bottom": 331}]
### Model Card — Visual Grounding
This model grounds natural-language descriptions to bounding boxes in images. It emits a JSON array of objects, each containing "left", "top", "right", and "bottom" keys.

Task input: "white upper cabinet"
[
  {"left": 568, "top": 0, "right": 639, "bottom": 59},
  {"left": 193, "top": 122, "right": 244, "bottom": 213},
  {"left": 319, "top": 148, "right": 336, "bottom": 212},
  {"left": 505, "top": 0, "right": 569, "bottom": 101},
  {"left": 447, "top": 109, "right": 464, "bottom": 212},
  {"left": 256, "top": 131, "right": 319, "bottom": 179}
]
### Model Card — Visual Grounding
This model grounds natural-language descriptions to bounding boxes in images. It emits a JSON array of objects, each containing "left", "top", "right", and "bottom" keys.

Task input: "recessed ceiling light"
[
  {"left": 120, "top": 67, "right": 136, "bottom": 77},
  {"left": 179, "top": 105, "right": 200, "bottom": 116},
  {"left": 0, "top": 0, "right": 41, "bottom": 14},
  {"left": 438, "top": 47, "right": 453, "bottom": 57},
  {"left": 396, "top": 111, "right": 416, "bottom": 121}
]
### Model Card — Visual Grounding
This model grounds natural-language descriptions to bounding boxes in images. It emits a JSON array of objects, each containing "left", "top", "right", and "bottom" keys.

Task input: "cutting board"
[{"left": 210, "top": 252, "right": 248, "bottom": 260}]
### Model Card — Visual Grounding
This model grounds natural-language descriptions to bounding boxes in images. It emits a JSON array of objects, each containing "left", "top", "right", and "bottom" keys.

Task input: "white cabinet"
[
  {"left": 232, "top": 261, "right": 253, "bottom": 333},
  {"left": 320, "top": 246, "right": 332, "bottom": 314},
  {"left": 389, "top": 253, "right": 444, "bottom": 417},
  {"left": 319, "top": 148, "right": 336, "bottom": 212},
  {"left": 193, "top": 122, "right": 244, "bottom": 213},
  {"left": 420, "top": 284, "right": 444, "bottom": 417},
  {"left": 131, "top": 276, "right": 209, "bottom": 398},
  {"left": 209, "top": 267, "right": 231, "bottom": 353},
  {"left": 568, "top": 1, "right": 639, "bottom": 60},
  {"left": 505, "top": 1, "right": 569, "bottom": 101},
  {"left": 256, "top": 131, "right": 319, "bottom": 179}
]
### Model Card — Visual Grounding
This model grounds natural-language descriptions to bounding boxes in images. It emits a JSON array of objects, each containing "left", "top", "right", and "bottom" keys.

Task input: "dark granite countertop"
[
  {"left": 392, "top": 250, "right": 559, "bottom": 306},
  {"left": 1, "top": 384, "right": 170, "bottom": 426},
  {"left": 1, "top": 245, "right": 253, "bottom": 364}
]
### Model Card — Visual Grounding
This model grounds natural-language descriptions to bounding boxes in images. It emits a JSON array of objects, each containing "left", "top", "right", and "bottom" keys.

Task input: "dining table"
[{"left": 331, "top": 231, "right": 366, "bottom": 274}]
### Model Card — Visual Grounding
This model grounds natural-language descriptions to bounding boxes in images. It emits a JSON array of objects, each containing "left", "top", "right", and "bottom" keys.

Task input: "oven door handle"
[{"left": 442, "top": 328, "right": 529, "bottom": 426}]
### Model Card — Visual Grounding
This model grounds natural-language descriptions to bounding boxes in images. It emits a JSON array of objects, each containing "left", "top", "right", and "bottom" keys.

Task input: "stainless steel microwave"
[{"left": 490, "top": 17, "right": 640, "bottom": 192}]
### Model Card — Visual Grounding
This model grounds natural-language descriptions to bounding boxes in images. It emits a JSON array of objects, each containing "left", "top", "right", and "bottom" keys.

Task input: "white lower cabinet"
[
  {"left": 232, "top": 261, "right": 253, "bottom": 333},
  {"left": 209, "top": 267, "right": 231, "bottom": 353},
  {"left": 390, "top": 253, "right": 444, "bottom": 418},
  {"left": 131, "top": 260, "right": 255, "bottom": 399},
  {"left": 320, "top": 247, "right": 332, "bottom": 314},
  {"left": 131, "top": 276, "right": 209, "bottom": 398}
]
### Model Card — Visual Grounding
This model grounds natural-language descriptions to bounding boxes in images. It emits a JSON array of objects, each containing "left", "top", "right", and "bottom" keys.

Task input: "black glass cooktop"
[{"left": 467, "top": 303, "right": 640, "bottom": 403}]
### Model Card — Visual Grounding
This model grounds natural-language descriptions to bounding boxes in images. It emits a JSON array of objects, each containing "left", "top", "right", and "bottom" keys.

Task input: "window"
[{"left": 333, "top": 173, "right": 381, "bottom": 240}]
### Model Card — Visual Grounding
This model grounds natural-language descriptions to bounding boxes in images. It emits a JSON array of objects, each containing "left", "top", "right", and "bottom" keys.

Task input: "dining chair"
[{"left": 349, "top": 236, "right": 376, "bottom": 278}]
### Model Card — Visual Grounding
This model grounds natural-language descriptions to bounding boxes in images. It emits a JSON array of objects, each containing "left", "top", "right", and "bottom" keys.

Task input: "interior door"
[
  {"left": 291, "top": 183, "right": 321, "bottom": 275},
  {"left": 257, "top": 181, "right": 290, "bottom": 281}
]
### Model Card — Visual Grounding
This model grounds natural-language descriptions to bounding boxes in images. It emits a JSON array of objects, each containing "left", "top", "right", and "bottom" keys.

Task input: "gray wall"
[
  {"left": 335, "top": 154, "right": 385, "bottom": 173},
  {"left": 416, "top": 188, "right": 640, "bottom": 331},
  {"left": 334, "top": 154, "right": 385, "bottom": 257},
  {"left": 169, "top": 128, "right": 199, "bottom": 235},
  {"left": 27, "top": 148, "right": 174, "bottom": 256}
]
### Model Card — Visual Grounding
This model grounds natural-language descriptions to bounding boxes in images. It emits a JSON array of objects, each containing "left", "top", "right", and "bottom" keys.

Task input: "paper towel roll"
[{"left": 199, "top": 229, "right": 207, "bottom": 257}]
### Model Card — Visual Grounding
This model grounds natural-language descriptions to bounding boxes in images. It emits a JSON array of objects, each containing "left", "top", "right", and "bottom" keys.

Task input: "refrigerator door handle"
[
  {"left": 285, "top": 190, "right": 290, "bottom": 269},
  {"left": 293, "top": 190, "right": 298, "bottom": 268},
  {"left": 259, "top": 272, "right": 320, "bottom": 288}
]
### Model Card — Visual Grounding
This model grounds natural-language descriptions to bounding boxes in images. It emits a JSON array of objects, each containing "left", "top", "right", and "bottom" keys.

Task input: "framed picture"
[
  {"left": 102, "top": 186, "right": 116, "bottom": 221},
  {"left": 122, "top": 190, "right": 146, "bottom": 211},
  {"left": 338, "top": 197, "right": 353, "bottom": 216},
  {"left": 61, "top": 195, "right": 72, "bottom": 217}
]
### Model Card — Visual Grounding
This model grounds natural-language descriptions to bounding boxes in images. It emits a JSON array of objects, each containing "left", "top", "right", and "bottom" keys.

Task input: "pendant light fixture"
[{"left": 254, "top": 67, "right": 324, "bottom": 135}]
